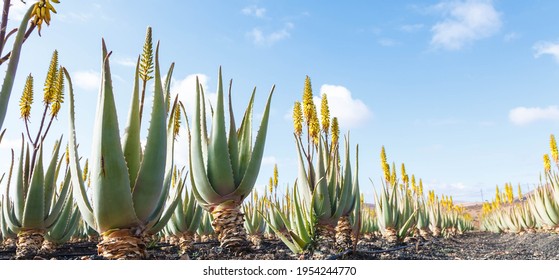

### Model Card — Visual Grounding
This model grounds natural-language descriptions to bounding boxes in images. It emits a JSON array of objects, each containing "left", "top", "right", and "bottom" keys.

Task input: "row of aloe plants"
[
  {"left": 481, "top": 135, "right": 559, "bottom": 234},
  {"left": 0, "top": 15, "right": 473, "bottom": 259}
]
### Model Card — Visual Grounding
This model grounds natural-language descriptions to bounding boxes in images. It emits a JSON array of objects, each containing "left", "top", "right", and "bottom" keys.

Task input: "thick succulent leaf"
[
  {"left": 164, "top": 62, "right": 175, "bottom": 114},
  {"left": 236, "top": 89, "right": 255, "bottom": 180},
  {"left": 0, "top": 6, "right": 33, "bottom": 131},
  {"left": 2, "top": 150, "right": 22, "bottom": 230},
  {"left": 144, "top": 97, "right": 179, "bottom": 229},
  {"left": 43, "top": 136, "right": 63, "bottom": 217},
  {"left": 231, "top": 87, "right": 274, "bottom": 201},
  {"left": 13, "top": 137, "right": 25, "bottom": 222},
  {"left": 146, "top": 177, "right": 185, "bottom": 235},
  {"left": 132, "top": 43, "right": 167, "bottom": 222},
  {"left": 313, "top": 138, "right": 330, "bottom": 219},
  {"left": 227, "top": 81, "right": 241, "bottom": 185},
  {"left": 22, "top": 145, "right": 45, "bottom": 229},
  {"left": 121, "top": 56, "right": 142, "bottom": 190},
  {"left": 44, "top": 169, "right": 72, "bottom": 228},
  {"left": 90, "top": 42, "right": 138, "bottom": 232},
  {"left": 294, "top": 137, "right": 312, "bottom": 206},
  {"left": 260, "top": 207, "right": 303, "bottom": 254},
  {"left": 172, "top": 195, "right": 187, "bottom": 231},
  {"left": 187, "top": 204, "right": 203, "bottom": 232},
  {"left": 206, "top": 68, "right": 236, "bottom": 196},
  {"left": 46, "top": 191, "right": 74, "bottom": 241},
  {"left": 333, "top": 138, "right": 354, "bottom": 218},
  {"left": 64, "top": 67, "right": 97, "bottom": 230},
  {"left": 190, "top": 79, "right": 222, "bottom": 207}
]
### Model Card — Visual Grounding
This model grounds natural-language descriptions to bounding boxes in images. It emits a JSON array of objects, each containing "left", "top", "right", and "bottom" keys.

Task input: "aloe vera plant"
[
  {"left": 243, "top": 191, "right": 267, "bottom": 247},
  {"left": 2, "top": 138, "right": 71, "bottom": 258},
  {"left": 166, "top": 170, "right": 203, "bottom": 254},
  {"left": 67, "top": 39, "right": 183, "bottom": 259},
  {"left": 188, "top": 69, "right": 274, "bottom": 251}
]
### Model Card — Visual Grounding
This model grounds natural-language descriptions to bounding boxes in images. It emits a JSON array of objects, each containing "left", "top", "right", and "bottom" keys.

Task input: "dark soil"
[{"left": 1, "top": 231, "right": 559, "bottom": 260}]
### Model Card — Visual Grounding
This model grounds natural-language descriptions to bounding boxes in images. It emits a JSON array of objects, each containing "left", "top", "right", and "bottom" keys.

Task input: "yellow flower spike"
[
  {"left": 380, "top": 146, "right": 390, "bottom": 182},
  {"left": 292, "top": 101, "right": 303, "bottom": 137},
  {"left": 517, "top": 184, "right": 523, "bottom": 201},
  {"left": 82, "top": 159, "right": 89, "bottom": 182},
  {"left": 50, "top": 66, "right": 64, "bottom": 117},
  {"left": 268, "top": 177, "right": 273, "bottom": 194},
  {"left": 419, "top": 179, "right": 424, "bottom": 196},
  {"left": 302, "top": 75, "right": 314, "bottom": 124},
  {"left": 43, "top": 50, "right": 58, "bottom": 104},
  {"left": 401, "top": 163, "right": 409, "bottom": 186},
  {"left": 544, "top": 154, "right": 551, "bottom": 173},
  {"left": 19, "top": 74, "right": 34, "bottom": 120},
  {"left": 65, "top": 144, "right": 69, "bottom": 166},
  {"left": 309, "top": 111, "right": 320, "bottom": 145},
  {"left": 273, "top": 164, "right": 278, "bottom": 188},
  {"left": 390, "top": 162, "right": 397, "bottom": 186},
  {"left": 320, "top": 93, "right": 330, "bottom": 135},
  {"left": 139, "top": 27, "right": 154, "bottom": 82},
  {"left": 331, "top": 117, "right": 339, "bottom": 146},
  {"left": 551, "top": 134, "right": 558, "bottom": 164},
  {"left": 173, "top": 103, "right": 181, "bottom": 138}
]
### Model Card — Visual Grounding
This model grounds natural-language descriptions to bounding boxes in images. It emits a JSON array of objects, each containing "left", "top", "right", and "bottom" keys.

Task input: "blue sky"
[{"left": 2, "top": 0, "right": 559, "bottom": 203}]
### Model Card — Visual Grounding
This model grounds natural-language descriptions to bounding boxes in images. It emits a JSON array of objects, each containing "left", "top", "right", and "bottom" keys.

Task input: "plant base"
[
  {"left": 335, "top": 216, "right": 353, "bottom": 249},
  {"left": 16, "top": 229, "right": 45, "bottom": 259},
  {"left": 211, "top": 206, "right": 249, "bottom": 251},
  {"left": 178, "top": 232, "right": 195, "bottom": 254},
  {"left": 97, "top": 229, "right": 146, "bottom": 260}
]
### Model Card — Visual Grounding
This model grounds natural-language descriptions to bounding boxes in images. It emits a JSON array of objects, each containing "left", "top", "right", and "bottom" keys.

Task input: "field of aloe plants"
[{"left": 0, "top": 1, "right": 558, "bottom": 261}]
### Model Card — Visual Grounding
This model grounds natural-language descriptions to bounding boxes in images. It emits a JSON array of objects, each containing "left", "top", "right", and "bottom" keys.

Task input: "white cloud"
[
  {"left": 315, "top": 85, "right": 372, "bottom": 129},
  {"left": 534, "top": 41, "right": 559, "bottom": 63},
  {"left": 509, "top": 106, "right": 559, "bottom": 125},
  {"left": 242, "top": 5, "right": 267, "bottom": 18},
  {"left": 247, "top": 22, "right": 294, "bottom": 46},
  {"left": 430, "top": 0, "right": 502, "bottom": 50},
  {"left": 74, "top": 70, "right": 101, "bottom": 91}
]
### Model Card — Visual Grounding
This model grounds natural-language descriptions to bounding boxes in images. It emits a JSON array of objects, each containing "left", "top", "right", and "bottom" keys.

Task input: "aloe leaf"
[
  {"left": 64, "top": 67, "right": 97, "bottom": 230},
  {"left": 231, "top": 87, "right": 274, "bottom": 201},
  {"left": 333, "top": 138, "right": 353, "bottom": 218},
  {"left": 313, "top": 138, "right": 330, "bottom": 219},
  {"left": 90, "top": 41, "right": 138, "bottom": 232},
  {"left": 44, "top": 169, "right": 72, "bottom": 228},
  {"left": 172, "top": 195, "right": 187, "bottom": 232},
  {"left": 294, "top": 137, "right": 312, "bottom": 207},
  {"left": 2, "top": 150, "right": 22, "bottom": 230},
  {"left": 121, "top": 56, "right": 142, "bottom": 190},
  {"left": 146, "top": 176, "right": 185, "bottom": 235},
  {"left": 46, "top": 190, "right": 74, "bottom": 241},
  {"left": 206, "top": 68, "right": 235, "bottom": 195},
  {"left": 190, "top": 79, "right": 222, "bottom": 207},
  {"left": 236, "top": 89, "right": 255, "bottom": 179},
  {"left": 14, "top": 137, "right": 25, "bottom": 222},
  {"left": 163, "top": 62, "right": 175, "bottom": 114},
  {"left": 0, "top": 6, "right": 33, "bottom": 131},
  {"left": 132, "top": 42, "right": 167, "bottom": 222},
  {"left": 43, "top": 136, "right": 63, "bottom": 217},
  {"left": 22, "top": 145, "right": 45, "bottom": 229},
  {"left": 227, "top": 80, "right": 241, "bottom": 185},
  {"left": 187, "top": 202, "right": 203, "bottom": 232}
]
